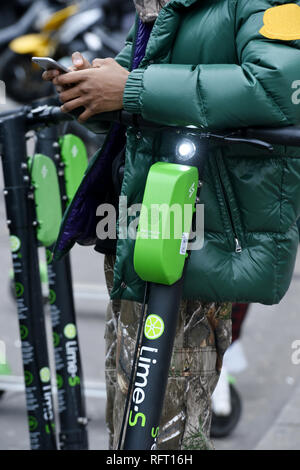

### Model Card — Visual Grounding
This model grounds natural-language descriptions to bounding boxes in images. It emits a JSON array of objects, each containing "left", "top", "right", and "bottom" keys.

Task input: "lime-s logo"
[
  {"left": 144, "top": 314, "right": 165, "bottom": 340},
  {"left": 128, "top": 410, "right": 146, "bottom": 428},
  {"left": 15, "top": 282, "right": 24, "bottom": 298}
]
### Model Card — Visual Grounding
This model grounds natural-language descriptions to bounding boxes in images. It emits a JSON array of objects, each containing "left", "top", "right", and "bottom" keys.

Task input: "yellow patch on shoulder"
[{"left": 260, "top": 3, "right": 300, "bottom": 41}]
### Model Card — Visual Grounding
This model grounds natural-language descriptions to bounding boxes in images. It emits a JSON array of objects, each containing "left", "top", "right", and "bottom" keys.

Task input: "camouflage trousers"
[{"left": 104, "top": 254, "right": 232, "bottom": 450}]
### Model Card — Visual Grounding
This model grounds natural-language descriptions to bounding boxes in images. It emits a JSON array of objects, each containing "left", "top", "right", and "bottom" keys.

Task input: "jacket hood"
[
  {"left": 134, "top": 0, "right": 201, "bottom": 22},
  {"left": 133, "top": 0, "right": 169, "bottom": 23}
]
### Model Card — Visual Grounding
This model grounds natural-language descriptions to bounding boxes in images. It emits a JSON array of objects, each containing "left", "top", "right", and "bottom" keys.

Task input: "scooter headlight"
[{"left": 176, "top": 139, "right": 196, "bottom": 162}]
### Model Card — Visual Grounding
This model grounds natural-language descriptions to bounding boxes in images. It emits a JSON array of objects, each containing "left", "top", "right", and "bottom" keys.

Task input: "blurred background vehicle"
[
  {"left": 0, "top": 0, "right": 135, "bottom": 155},
  {"left": 0, "top": 0, "right": 134, "bottom": 104},
  {"left": 0, "top": 0, "right": 41, "bottom": 30}
]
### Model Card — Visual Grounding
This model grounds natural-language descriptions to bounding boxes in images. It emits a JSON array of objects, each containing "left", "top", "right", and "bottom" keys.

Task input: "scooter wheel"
[
  {"left": 210, "top": 384, "right": 242, "bottom": 438},
  {"left": 0, "top": 390, "right": 5, "bottom": 400}
]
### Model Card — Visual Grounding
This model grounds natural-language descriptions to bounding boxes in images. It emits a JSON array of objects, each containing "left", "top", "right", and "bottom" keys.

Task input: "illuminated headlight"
[{"left": 176, "top": 139, "right": 196, "bottom": 161}]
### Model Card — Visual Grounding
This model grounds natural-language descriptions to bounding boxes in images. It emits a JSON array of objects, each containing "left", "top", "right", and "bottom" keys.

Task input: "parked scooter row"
[{"left": 0, "top": 97, "right": 89, "bottom": 449}]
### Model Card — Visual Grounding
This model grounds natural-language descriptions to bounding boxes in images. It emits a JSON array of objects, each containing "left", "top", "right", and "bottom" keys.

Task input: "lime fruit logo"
[
  {"left": 20, "top": 325, "right": 28, "bottom": 340},
  {"left": 28, "top": 416, "right": 38, "bottom": 432},
  {"left": 15, "top": 282, "right": 24, "bottom": 298},
  {"left": 10, "top": 235, "right": 21, "bottom": 253},
  {"left": 144, "top": 314, "right": 165, "bottom": 340},
  {"left": 64, "top": 323, "right": 77, "bottom": 340},
  {"left": 24, "top": 370, "right": 34, "bottom": 386},
  {"left": 40, "top": 367, "right": 50, "bottom": 383}
]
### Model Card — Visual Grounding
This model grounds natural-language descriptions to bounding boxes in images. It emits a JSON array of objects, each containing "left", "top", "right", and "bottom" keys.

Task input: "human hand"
[
  {"left": 42, "top": 52, "right": 91, "bottom": 93},
  {"left": 55, "top": 58, "right": 130, "bottom": 122}
]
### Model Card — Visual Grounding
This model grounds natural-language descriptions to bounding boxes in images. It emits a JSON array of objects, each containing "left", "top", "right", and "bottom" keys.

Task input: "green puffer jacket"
[{"left": 56, "top": 0, "right": 300, "bottom": 305}]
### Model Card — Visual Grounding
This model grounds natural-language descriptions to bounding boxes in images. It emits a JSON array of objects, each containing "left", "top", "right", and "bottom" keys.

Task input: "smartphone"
[{"left": 32, "top": 57, "right": 69, "bottom": 74}]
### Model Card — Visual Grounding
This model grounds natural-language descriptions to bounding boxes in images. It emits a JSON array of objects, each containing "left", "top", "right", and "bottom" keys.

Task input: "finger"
[
  {"left": 59, "top": 85, "right": 81, "bottom": 103},
  {"left": 78, "top": 108, "right": 94, "bottom": 123},
  {"left": 42, "top": 69, "right": 60, "bottom": 81},
  {"left": 61, "top": 97, "right": 85, "bottom": 113},
  {"left": 92, "top": 58, "right": 106, "bottom": 68},
  {"left": 54, "top": 84, "right": 70, "bottom": 94},
  {"left": 53, "top": 70, "right": 86, "bottom": 86},
  {"left": 72, "top": 51, "right": 91, "bottom": 70}
]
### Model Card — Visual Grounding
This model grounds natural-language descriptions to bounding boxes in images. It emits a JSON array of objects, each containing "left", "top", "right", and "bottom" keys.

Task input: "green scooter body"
[
  {"left": 29, "top": 154, "right": 62, "bottom": 247},
  {"left": 59, "top": 134, "right": 88, "bottom": 204},
  {"left": 134, "top": 162, "right": 198, "bottom": 285},
  {"left": 28, "top": 135, "right": 88, "bottom": 247}
]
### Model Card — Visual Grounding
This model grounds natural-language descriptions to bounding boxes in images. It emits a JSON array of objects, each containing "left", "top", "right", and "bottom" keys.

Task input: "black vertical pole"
[
  {"left": 35, "top": 122, "right": 88, "bottom": 450},
  {"left": 0, "top": 111, "right": 57, "bottom": 450},
  {"left": 122, "top": 279, "right": 184, "bottom": 450}
]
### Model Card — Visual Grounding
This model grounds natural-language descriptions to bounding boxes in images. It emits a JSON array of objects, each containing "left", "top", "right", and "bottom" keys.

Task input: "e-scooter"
[
  {"left": 4, "top": 103, "right": 300, "bottom": 450},
  {"left": 0, "top": 101, "right": 89, "bottom": 449}
]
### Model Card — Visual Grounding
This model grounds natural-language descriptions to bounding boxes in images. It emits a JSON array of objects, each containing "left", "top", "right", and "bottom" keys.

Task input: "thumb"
[{"left": 72, "top": 51, "right": 91, "bottom": 70}]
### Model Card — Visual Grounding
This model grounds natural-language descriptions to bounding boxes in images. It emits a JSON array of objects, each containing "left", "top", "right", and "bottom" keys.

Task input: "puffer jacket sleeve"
[{"left": 123, "top": 0, "right": 300, "bottom": 129}]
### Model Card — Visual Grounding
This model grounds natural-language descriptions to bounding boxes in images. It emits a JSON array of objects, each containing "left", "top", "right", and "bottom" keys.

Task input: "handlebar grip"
[{"left": 245, "top": 126, "right": 300, "bottom": 146}]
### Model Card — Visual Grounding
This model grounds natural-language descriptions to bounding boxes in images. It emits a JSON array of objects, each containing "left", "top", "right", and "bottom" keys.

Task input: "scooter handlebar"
[
  {"left": 244, "top": 126, "right": 300, "bottom": 147},
  {"left": 24, "top": 105, "right": 300, "bottom": 149}
]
